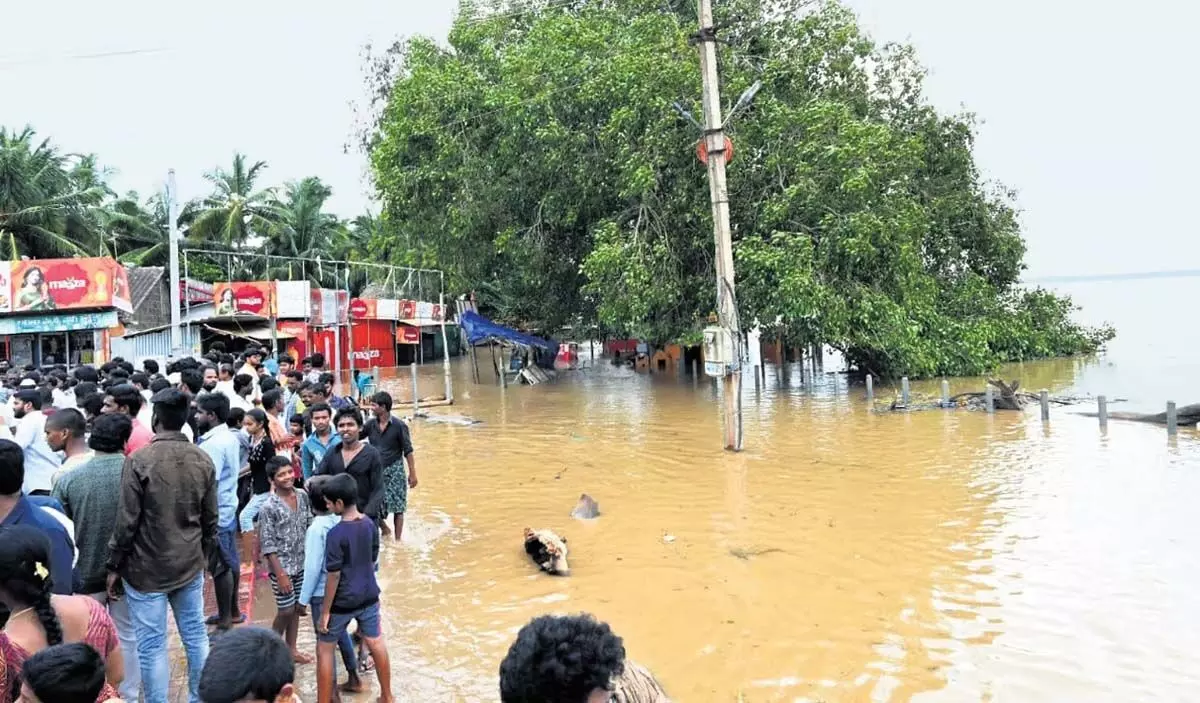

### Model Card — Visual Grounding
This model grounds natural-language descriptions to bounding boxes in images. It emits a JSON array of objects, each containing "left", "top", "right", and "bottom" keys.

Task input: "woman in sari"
[{"left": 0, "top": 525, "right": 123, "bottom": 702}]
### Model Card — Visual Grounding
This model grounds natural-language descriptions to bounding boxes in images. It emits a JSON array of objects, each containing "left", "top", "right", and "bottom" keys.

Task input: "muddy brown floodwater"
[{"left": 277, "top": 352, "right": 1199, "bottom": 703}]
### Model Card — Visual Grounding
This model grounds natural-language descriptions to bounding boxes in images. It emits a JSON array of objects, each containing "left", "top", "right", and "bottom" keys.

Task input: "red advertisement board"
[
  {"left": 7, "top": 257, "right": 132, "bottom": 313},
  {"left": 214, "top": 281, "right": 275, "bottom": 316}
]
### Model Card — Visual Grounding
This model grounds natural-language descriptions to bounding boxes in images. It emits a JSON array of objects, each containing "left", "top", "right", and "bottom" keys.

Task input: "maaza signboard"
[
  {"left": 8, "top": 258, "right": 132, "bottom": 314},
  {"left": 214, "top": 281, "right": 275, "bottom": 316}
]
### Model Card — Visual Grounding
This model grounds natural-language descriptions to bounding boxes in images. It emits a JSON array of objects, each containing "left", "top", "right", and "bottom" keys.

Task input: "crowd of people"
[{"left": 0, "top": 347, "right": 666, "bottom": 703}]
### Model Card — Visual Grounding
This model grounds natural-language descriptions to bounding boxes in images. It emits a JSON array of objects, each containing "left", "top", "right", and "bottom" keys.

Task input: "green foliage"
[{"left": 366, "top": 0, "right": 1112, "bottom": 376}]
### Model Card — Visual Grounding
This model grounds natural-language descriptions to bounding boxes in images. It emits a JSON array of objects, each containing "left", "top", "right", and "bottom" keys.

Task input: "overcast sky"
[{"left": 2, "top": 0, "right": 1194, "bottom": 278}]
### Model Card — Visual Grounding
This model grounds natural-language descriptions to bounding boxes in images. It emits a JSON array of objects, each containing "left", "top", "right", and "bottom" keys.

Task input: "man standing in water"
[
  {"left": 259, "top": 456, "right": 313, "bottom": 664},
  {"left": 364, "top": 392, "right": 418, "bottom": 540},
  {"left": 107, "top": 388, "right": 218, "bottom": 703}
]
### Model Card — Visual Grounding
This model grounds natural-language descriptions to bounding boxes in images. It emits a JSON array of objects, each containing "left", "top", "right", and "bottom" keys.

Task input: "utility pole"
[
  {"left": 167, "top": 169, "right": 183, "bottom": 358},
  {"left": 696, "top": 0, "right": 744, "bottom": 451}
]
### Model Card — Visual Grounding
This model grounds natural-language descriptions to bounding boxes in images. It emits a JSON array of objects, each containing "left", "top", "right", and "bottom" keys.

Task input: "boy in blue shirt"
[{"left": 316, "top": 473, "right": 392, "bottom": 703}]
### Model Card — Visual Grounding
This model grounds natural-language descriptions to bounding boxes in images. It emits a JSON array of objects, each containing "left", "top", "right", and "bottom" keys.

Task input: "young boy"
[
  {"left": 289, "top": 413, "right": 306, "bottom": 486},
  {"left": 259, "top": 456, "right": 313, "bottom": 664},
  {"left": 199, "top": 627, "right": 299, "bottom": 703},
  {"left": 298, "top": 475, "right": 363, "bottom": 699},
  {"left": 317, "top": 473, "right": 392, "bottom": 703}
]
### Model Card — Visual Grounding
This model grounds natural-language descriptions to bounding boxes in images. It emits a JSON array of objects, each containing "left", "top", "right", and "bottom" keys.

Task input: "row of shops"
[{"left": 0, "top": 256, "right": 460, "bottom": 371}]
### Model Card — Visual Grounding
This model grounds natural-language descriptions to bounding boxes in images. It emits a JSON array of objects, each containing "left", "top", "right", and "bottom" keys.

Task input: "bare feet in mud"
[
  {"left": 340, "top": 679, "right": 367, "bottom": 693},
  {"left": 291, "top": 649, "right": 314, "bottom": 665}
]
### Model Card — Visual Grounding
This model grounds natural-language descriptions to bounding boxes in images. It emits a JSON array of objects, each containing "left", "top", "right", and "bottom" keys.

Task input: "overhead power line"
[{"left": 0, "top": 47, "right": 170, "bottom": 71}]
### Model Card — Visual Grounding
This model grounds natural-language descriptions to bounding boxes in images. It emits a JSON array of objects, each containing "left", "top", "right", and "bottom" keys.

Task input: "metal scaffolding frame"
[{"left": 177, "top": 247, "right": 453, "bottom": 403}]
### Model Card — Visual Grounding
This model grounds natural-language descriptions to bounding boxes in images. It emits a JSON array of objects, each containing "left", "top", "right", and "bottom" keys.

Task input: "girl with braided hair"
[{"left": 0, "top": 525, "right": 124, "bottom": 702}]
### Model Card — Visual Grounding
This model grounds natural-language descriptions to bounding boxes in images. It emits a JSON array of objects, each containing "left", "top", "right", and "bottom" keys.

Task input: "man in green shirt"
[{"left": 52, "top": 412, "right": 140, "bottom": 702}]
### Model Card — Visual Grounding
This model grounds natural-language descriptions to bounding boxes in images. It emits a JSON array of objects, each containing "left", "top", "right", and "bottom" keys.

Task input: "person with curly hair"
[
  {"left": 0, "top": 525, "right": 124, "bottom": 702},
  {"left": 499, "top": 614, "right": 628, "bottom": 703}
]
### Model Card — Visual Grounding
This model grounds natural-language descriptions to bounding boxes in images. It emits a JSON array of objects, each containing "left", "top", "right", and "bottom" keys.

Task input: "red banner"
[
  {"left": 8, "top": 258, "right": 131, "bottom": 313},
  {"left": 214, "top": 281, "right": 275, "bottom": 316}
]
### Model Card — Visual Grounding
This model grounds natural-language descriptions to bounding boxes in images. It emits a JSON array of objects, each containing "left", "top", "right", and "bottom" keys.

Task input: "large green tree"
[{"left": 366, "top": 0, "right": 1111, "bottom": 377}]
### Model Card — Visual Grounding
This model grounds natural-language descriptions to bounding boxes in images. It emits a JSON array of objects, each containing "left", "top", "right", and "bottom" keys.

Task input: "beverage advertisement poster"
[
  {"left": 214, "top": 281, "right": 275, "bottom": 316},
  {"left": 8, "top": 258, "right": 131, "bottom": 313}
]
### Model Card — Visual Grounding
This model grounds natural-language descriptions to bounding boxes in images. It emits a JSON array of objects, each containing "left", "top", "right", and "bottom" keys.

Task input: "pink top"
[
  {"left": 0, "top": 596, "right": 121, "bottom": 702},
  {"left": 125, "top": 419, "right": 154, "bottom": 456}
]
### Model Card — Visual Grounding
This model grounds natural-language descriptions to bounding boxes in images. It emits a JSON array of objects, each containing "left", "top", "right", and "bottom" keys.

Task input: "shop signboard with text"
[
  {"left": 8, "top": 258, "right": 131, "bottom": 313},
  {"left": 214, "top": 281, "right": 275, "bottom": 316},
  {"left": 0, "top": 310, "right": 119, "bottom": 336}
]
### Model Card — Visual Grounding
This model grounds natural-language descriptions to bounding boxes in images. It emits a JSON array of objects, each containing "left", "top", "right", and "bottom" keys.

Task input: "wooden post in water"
[
  {"left": 1097, "top": 395, "right": 1108, "bottom": 429},
  {"left": 865, "top": 374, "right": 874, "bottom": 403},
  {"left": 1039, "top": 389, "right": 1050, "bottom": 422},
  {"left": 901, "top": 377, "right": 910, "bottom": 406},
  {"left": 411, "top": 362, "right": 419, "bottom": 415},
  {"left": 940, "top": 379, "right": 950, "bottom": 407},
  {"left": 1167, "top": 401, "right": 1178, "bottom": 436},
  {"left": 985, "top": 386, "right": 995, "bottom": 413}
]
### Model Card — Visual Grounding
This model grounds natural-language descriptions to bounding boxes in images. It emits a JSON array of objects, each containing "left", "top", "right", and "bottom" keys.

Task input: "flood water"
[{"left": 288, "top": 277, "right": 1200, "bottom": 702}]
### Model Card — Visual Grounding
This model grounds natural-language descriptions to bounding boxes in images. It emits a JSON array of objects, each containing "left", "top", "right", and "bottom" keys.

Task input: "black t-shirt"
[
  {"left": 363, "top": 416, "right": 413, "bottom": 468},
  {"left": 316, "top": 443, "right": 385, "bottom": 519},
  {"left": 247, "top": 434, "right": 276, "bottom": 495}
]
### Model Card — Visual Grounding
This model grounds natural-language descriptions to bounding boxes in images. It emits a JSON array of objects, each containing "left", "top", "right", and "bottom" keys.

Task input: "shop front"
[
  {"left": 0, "top": 257, "right": 130, "bottom": 370},
  {"left": 0, "top": 310, "right": 119, "bottom": 369}
]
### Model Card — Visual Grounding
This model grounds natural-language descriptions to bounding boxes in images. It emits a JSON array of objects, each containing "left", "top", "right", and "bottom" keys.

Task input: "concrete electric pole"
[
  {"left": 695, "top": 0, "right": 744, "bottom": 451},
  {"left": 167, "top": 169, "right": 183, "bottom": 359}
]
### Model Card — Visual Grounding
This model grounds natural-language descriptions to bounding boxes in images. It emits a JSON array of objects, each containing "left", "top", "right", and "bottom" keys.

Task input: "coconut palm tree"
[
  {"left": 0, "top": 127, "right": 109, "bottom": 258},
  {"left": 104, "top": 191, "right": 171, "bottom": 266},
  {"left": 184, "top": 153, "right": 277, "bottom": 249}
]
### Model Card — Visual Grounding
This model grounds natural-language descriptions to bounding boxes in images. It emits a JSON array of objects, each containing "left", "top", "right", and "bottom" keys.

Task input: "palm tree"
[
  {"left": 262, "top": 176, "right": 348, "bottom": 282},
  {"left": 104, "top": 191, "right": 171, "bottom": 266},
  {"left": 184, "top": 153, "right": 277, "bottom": 249},
  {"left": 0, "top": 127, "right": 109, "bottom": 258}
]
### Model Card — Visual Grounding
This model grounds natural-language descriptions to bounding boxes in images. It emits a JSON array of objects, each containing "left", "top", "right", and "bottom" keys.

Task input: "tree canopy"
[{"left": 366, "top": 0, "right": 1113, "bottom": 377}]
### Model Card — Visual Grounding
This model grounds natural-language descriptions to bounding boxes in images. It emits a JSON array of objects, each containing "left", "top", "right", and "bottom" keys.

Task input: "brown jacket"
[{"left": 106, "top": 432, "right": 218, "bottom": 593}]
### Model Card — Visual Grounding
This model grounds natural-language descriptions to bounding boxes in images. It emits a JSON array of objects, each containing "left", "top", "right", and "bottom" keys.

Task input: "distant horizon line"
[{"left": 1025, "top": 269, "right": 1200, "bottom": 284}]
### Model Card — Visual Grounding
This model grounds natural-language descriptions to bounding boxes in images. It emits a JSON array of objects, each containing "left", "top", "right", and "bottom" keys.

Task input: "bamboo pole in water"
[{"left": 1098, "top": 395, "right": 1108, "bottom": 429}]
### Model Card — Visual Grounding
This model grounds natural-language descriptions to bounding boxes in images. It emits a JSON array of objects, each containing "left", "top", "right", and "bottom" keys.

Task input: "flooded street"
[
  {"left": 314, "top": 350, "right": 1195, "bottom": 702},
  {"left": 278, "top": 280, "right": 1200, "bottom": 702}
]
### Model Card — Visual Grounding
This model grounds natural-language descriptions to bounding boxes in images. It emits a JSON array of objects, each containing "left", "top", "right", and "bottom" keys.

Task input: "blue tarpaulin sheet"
[{"left": 460, "top": 310, "right": 557, "bottom": 352}]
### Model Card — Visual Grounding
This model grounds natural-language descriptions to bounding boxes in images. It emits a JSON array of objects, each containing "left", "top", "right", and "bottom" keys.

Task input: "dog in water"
[{"left": 524, "top": 527, "right": 570, "bottom": 576}]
